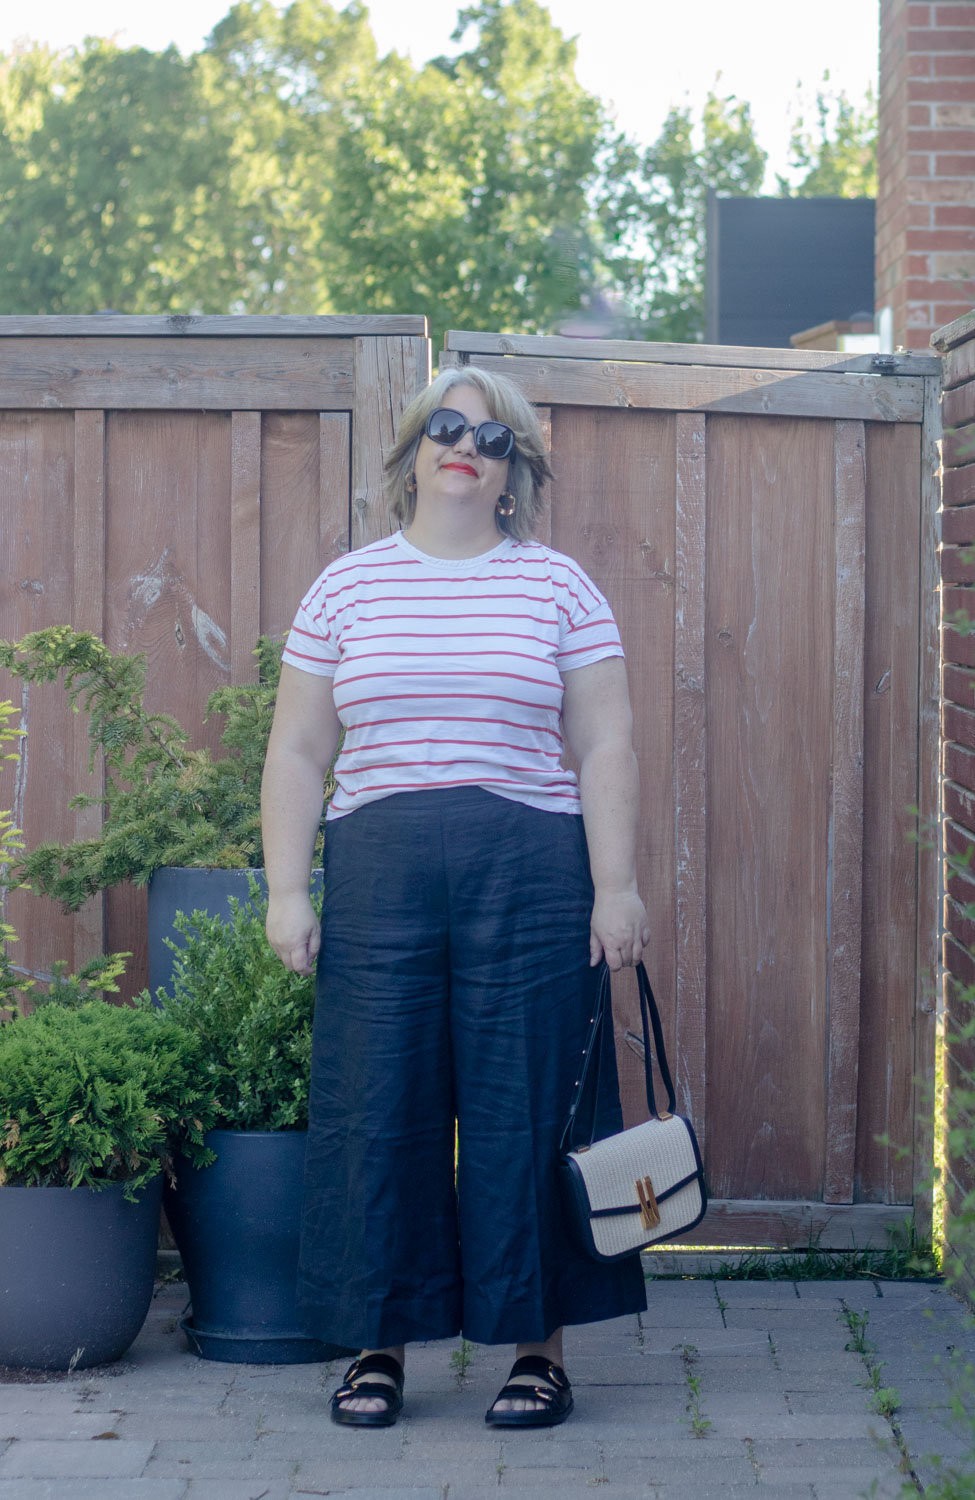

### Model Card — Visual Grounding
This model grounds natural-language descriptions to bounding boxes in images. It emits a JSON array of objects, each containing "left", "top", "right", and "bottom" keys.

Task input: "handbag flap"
[{"left": 566, "top": 1116, "right": 701, "bottom": 1214}]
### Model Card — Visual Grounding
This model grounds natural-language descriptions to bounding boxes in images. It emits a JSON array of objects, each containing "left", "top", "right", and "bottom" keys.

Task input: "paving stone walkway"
[{"left": 0, "top": 1277, "right": 972, "bottom": 1499}]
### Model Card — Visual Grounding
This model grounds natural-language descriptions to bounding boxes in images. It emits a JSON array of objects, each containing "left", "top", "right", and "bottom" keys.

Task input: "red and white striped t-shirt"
[{"left": 283, "top": 531, "right": 624, "bottom": 819}]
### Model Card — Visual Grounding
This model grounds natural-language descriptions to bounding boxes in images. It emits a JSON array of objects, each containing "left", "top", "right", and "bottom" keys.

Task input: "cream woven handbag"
[{"left": 558, "top": 963, "right": 706, "bottom": 1261}]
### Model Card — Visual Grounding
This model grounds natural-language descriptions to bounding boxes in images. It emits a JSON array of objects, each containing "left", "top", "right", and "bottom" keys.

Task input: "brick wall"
[
  {"left": 877, "top": 0, "right": 975, "bottom": 350},
  {"left": 934, "top": 306, "right": 975, "bottom": 1298}
]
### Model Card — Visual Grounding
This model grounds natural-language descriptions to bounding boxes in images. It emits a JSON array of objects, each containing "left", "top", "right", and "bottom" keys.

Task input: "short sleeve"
[
  {"left": 552, "top": 559, "right": 624, "bottom": 672},
  {"left": 282, "top": 573, "right": 339, "bottom": 677}
]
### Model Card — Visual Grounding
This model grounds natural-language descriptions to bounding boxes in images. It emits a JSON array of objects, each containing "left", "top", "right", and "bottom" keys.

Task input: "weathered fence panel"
[
  {"left": 0, "top": 316, "right": 430, "bottom": 995},
  {"left": 0, "top": 316, "right": 942, "bottom": 1252},
  {"left": 443, "top": 331, "right": 941, "bottom": 1248}
]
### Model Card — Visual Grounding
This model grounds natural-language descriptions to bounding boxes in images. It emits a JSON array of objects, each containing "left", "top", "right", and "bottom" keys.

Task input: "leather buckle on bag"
[{"left": 635, "top": 1176, "right": 661, "bottom": 1230}]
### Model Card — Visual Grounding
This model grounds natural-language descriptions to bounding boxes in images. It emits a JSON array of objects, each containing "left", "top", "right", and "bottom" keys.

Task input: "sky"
[{"left": 0, "top": 0, "right": 880, "bottom": 190}]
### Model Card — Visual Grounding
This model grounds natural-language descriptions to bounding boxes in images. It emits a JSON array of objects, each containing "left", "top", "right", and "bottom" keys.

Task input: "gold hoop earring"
[
  {"left": 496, "top": 490, "right": 516, "bottom": 517},
  {"left": 406, "top": 470, "right": 417, "bottom": 495}
]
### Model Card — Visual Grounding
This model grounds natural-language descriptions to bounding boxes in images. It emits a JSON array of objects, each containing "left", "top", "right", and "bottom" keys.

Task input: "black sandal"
[
  {"left": 330, "top": 1352, "right": 405, "bottom": 1427},
  {"left": 484, "top": 1355, "right": 574, "bottom": 1428}
]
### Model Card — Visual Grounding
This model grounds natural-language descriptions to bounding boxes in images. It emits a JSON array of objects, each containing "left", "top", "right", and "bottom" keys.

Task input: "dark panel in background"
[{"left": 705, "top": 195, "right": 876, "bottom": 348}]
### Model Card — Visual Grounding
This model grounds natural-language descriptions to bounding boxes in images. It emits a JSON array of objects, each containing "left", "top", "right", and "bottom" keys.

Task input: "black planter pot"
[
  {"left": 148, "top": 867, "right": 267, "bottom": 998},
  {"left": 147, "top": 867, "right": 323, "bottom": 998},
  {"left": 0, "top": 1177, "right": 163, "bottom": 1371},
  {"left": 164, "top": 1128, "right": 344, "bottom": 1365}
]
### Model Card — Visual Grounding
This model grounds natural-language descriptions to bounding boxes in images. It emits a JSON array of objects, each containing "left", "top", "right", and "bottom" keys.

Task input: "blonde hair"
[{"left": 383, "top": 367, "right": 554, "bottom": 541}]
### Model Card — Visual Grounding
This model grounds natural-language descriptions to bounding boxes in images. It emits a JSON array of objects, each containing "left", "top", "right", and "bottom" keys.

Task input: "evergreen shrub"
[
  {"left": 151, "top": 881, "right": 318, "bottom": 1132},
  {"left": 0, "top": 628, "right": 330, "bottom": 909},
  {"left": 0, "top": 1001, "right": 217, "bottom": 1197}
]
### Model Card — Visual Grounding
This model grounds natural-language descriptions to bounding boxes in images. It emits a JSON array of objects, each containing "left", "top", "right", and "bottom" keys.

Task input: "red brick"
[
  {"left": 909, "top": 276, "right": 975, "bottom": 296},
  {"left": 909, "top": 128, "right": 975, "bottom": 149},
  {"left": 911, "top": 178, "right": 975, "bottom": 201},
  {"left": 936, "top": 204, "right": 975, "bottom": 225},
  {"left": 946, "top": 424, "right": 975, "bottom": 467},
  {"left": 945, "top": 819, "right": 975, "bottom": 865},
  {"left": 944, "top": 931, "right": 975, "bottom": 987},
  {"left": 909, "top": 152, "right": 935, "bottom": 174},
  {"left": 909, "top": 103, "right": 934, "bottom": 124},
  {"left": 909, "top": 1, "right": 932, "bottom": 18},
  {"left": 943, "top": 503, "right": 975, "bottom": 543},
  {"left": 937, "top": 301, "right": 975, "bottom": 321},
  {"left": 945, "top": 700, "right": 975, "bottom": 752},
  {"left": 908, "top": 252, "right": 933, "bottom": 273},
  {"left": 909, "top": 52, "right": 933, "bottom": 75},
  {"left": 945, "top": 463, "right": 975, "bottom": 505},
  {"left": 935, "top": 52, "right": 975, "bottom": 74},
  {"left": 936, "top": 154, "right": 975, "bottom": 173},
  {"left": 909, "top": 203, "right": 934, "bottom": 226},
  {"left": 910, "top": 77, "right": 975, "bottom": 98},
  {"left": 906, "top": 227, "right": 975, "bottom": 248},
  {"left": 937, "top": 2, "right": 975, "bottom": 20},
  {"left": 908, "top": 25, "right": 975, "bottom": 44}
]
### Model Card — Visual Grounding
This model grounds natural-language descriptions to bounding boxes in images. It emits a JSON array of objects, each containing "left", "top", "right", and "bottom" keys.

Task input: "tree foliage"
[
  {"left": 152, "top": 885, "right": 318, "bottom": 1132},
  {"left": 0, "top": 4, "right": 876, "bottom": 345},
  {"left": 600, "top": 92, "right": 767, "bottom": 343},
  {"left": 777, "top": 82, "right": 878, "bottom": 199},
  {"left": 0, "top": 629, "right": 307, "bottom": 908}
]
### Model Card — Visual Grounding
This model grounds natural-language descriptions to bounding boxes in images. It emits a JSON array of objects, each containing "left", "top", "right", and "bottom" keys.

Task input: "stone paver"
[{"left": 0, "top": 1275, "right": 969, "bottom": 1497}]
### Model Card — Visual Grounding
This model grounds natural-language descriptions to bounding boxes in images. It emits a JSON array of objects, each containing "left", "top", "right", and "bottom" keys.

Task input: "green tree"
[
  {"left": 201, "top": 0, "right": 611, "bottom": 342},
  {"left": 777, "top": 81, "right": 878, "bottom": 198},
  {"left": 600, "top": 91, "right": 767, "bottom": 343},
  {"left": 0, "top": 40, "right": 254, "bottom": 313},
  {"left": 0, "top": 2, "right": 771, "bottom": 347}
]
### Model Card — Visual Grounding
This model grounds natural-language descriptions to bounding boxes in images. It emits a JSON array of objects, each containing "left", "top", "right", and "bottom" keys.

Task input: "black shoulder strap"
[{"left": 560, "top": 961, "right": 676, "bottom": 1155}]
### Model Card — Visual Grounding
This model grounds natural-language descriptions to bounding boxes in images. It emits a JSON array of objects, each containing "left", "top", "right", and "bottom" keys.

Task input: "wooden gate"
[
  {"left": 0, "top": 315, "right": 430, "bottom": 992},
  {"left": 1, "top": 317, "right": 942, "bottom": 1250},
  {"left": 443, "top": 331, "right": 942, "bottom": 1249}
]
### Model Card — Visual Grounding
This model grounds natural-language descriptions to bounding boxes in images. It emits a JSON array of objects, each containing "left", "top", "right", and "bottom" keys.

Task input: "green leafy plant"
[
  {"left": 674, "top": 1342, "right": 711, "bottom": 1438},
  {"left": 0, "top": 628, "right": 328, "bottom": 910},
  {"left": 449, "top": 1338, "right": 475, "bottom": 1382},
  {"left": 150, "top": 881, "right": 318, "bottom": 1132},
  {"left": 0, "top": 1000, "right": 217, "bottom": 1197},
  {"left": 919, "top": 965, "right": 975, "bottom": 1498},
  {"left": 0, "top": 698, "right": 29, "bottom": 1014}
]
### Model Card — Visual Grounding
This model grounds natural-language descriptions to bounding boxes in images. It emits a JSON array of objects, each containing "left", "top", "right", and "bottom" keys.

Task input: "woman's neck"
[{"left": 403, "top": 508, "right": 504, "bottom": 560}]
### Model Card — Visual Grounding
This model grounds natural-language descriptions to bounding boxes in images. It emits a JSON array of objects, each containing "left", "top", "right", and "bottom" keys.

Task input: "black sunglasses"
[{"left": 424, "top": 407, "right": 516, "bottom": 461}]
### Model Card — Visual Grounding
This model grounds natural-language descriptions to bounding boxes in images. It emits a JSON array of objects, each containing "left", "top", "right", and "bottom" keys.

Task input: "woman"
[{"left": 261, "top": 366, "right": 651, "bottom": 1429}]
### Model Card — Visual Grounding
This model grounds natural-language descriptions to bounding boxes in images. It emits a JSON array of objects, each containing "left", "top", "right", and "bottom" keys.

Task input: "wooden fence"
[
  {"left": 1, "top": 316, "right": 942, "bottom": 1249},
  {"left": 442, "top": 332, "right": 942, "bottom": 1249},
  {"left": 0, "top": 315, "right": 430, "bottom": 993},
  {"left": 933, "top": 306, "right": 975, "bottom": 1295}
]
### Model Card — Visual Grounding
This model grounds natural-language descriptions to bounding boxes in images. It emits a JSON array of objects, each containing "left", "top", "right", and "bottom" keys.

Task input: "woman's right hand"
[{"left": 266, "top": 893, "right": 321, "bottom": 975}]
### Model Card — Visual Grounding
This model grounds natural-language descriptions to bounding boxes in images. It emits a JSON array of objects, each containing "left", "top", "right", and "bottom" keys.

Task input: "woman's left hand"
[{"left": 590, "top": 888, "right": 652, "bottom": 970}]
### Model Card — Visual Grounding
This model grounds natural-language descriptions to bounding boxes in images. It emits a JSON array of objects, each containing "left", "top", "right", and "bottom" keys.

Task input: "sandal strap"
[
  {"left": 507, "top": 1356, "right": 570, "bottom": 1390},
  {"left": 340, "top": 1352, "right": 404, "bottom": 1390},
  {"left": 334, "top": 1379, "right": 400, "bottom": 1403},
  {"left": 492, "top": 1381, "right": 557, "bottom": 1406}
]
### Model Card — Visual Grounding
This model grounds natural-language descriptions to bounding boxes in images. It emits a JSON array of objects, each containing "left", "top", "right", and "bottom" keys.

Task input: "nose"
[{"left": 452, "top": 425, "right": 477, "bottom": 456}]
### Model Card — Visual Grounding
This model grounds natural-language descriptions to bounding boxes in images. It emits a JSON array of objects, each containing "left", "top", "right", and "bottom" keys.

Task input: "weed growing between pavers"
[
  {"left": 840, "top": 1302, "right": 920, "bottom": 1493},
  {"left": 449, "top": 1338, "right": 475, "bottom": 1383},
  {"left": 673, "top": 1343, "right": 711, "bottom": 1438}
]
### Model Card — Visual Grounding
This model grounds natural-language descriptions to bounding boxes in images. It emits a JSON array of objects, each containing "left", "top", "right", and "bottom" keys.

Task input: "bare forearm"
[
  {"left": 261, "top": 748, "right": 326, "bottom": 899},
  {"left": 578, "top": 740, "right": 641, "bottom": 894}
]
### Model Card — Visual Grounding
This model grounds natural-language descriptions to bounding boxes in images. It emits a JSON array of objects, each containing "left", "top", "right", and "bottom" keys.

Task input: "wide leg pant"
[{"left": 297, "top": 787, "right": 647, "bottom": 1349}]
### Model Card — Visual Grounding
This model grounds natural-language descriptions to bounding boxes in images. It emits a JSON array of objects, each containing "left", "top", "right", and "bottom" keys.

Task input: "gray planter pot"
[
  {"left": 147, "top": 867, "right": 322, "bottom": 997},
  {"left": 0, "top": 1178, "right": 163, "bottom": 1371},
  {"left": 148, "top": 867, "right": 267, "bottom": 998},
  {"left": 164, "top": 1129, "right": 348, "bottom": 1364}
]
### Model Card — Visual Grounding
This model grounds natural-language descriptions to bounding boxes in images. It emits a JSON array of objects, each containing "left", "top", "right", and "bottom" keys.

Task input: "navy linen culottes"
[{"left": 297, "top": 787, "right": 647, "bottom": 1349}]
